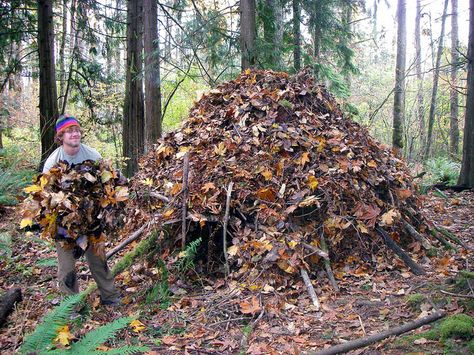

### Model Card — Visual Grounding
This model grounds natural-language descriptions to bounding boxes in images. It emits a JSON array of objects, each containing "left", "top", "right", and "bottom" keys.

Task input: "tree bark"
[
  {"left": 392, "top": 0, "right": 406, "bottom": 152},
  {"left": 458, "top": 0, "right": 474, "bottom": 187},
  {"left": 292, "top": 0, "right": 301, "bottom": 71},
  {"left": 450, "top": 0, "right": 460, "bottom": 157},
  {"left": 415, "top": 0, "right": 425, "bottom": 151},
  {"left": 143, "top": 0, "right": 162, "bottom": 149},
  {"left": 423, "top": 0, "right": 449, "bottom": 160},
  {"left": 58, "top": 0, "right": 68, "bottom": 110},
  {"left": 38, "top": 0, "right": 59, "bottom": 172},
  {"left": 240, "top": 0, "right": 256, "bottom": 70},
  {"left": 123, "top": 0, "right": 145, "bottom": 176}
]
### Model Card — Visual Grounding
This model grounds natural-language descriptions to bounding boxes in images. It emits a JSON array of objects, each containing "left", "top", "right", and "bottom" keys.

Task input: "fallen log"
[
  {"left": 376, "top": 227, "right": 425, "bottom": 276},
  {"left": 309, "top": 311, "right": 446, "bottom": 355},
  {"left": 0, "top": 288, "right": 22, "bottom": 328}
]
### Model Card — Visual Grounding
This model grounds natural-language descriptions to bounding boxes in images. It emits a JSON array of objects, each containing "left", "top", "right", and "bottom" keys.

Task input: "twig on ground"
[
  {"left": 319, "top": 233, "right": 339, "bottom": 292},
  {"left": 440, "top": 290, "right": 474, "bottom": 299}
]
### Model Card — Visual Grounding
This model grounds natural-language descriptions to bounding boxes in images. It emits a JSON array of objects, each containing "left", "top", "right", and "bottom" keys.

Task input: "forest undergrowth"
[{"left": 0, "top": 189, "right": 473, "bottom": 354}]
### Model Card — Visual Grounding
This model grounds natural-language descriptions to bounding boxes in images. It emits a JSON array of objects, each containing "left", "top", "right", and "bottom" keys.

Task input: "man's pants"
[{"left": 56, "top": 242, "right": 119, "bottom": 302}]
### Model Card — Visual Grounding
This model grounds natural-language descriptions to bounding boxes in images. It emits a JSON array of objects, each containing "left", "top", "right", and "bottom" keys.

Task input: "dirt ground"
[{"left": 1, "top": 190, "right": 473, "bottom": 354}]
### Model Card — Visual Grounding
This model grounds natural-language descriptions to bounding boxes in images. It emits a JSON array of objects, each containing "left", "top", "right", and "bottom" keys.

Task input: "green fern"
[
  {"left": 69, "top": 316, "right": 137, "bottom": 354},
  {"left": 20, "top": 293, "right": 85, "bottom": 354},
  {"left": 176, "top": 237, "right": 202, "bottom": 273}
]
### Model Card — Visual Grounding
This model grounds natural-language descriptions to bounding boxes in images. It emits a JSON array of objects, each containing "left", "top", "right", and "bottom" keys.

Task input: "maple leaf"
[
  {"left": 130, "top": 319, "right": 146, "bottom": 333},
  {"left": 256, "top": 187, "right": 276, "bottom": 202},
  {"left": 201, "top": 182, "right": 216, "bottom": 193},
  {"left": 54, "top": 325, "right": 74, "bottom": 346},
  {"left": 227, "top": 245, "right": 239, "bottom": 256},
  {"left": 367, "top": 160, "right": 377, "bottom": 168},
  {"left": 260, "top": 169, "right": 273, "bottom": 181},
  {"left": 100, "top": 170, "right": 113, "bottom": 183},
  {"left": 214, "top": 142, "right": 227, "bottom": 156},
  {"left": 380, "top": 209, "right": 399, "bottom": 226},
  {"left": 239, "top": 296, "right": 261, "bottom": 314},
  {"left": 20, "top": 218, "right": 33, "bottom": 229},
  {"left": 23, "top": 184, "right": 42, "bottom": 193},
  {"left": 163, "top": 209, "right": 174, "bottom": 219},
  {"left": 307, "top": 175, "right": 318, "bottom": 190},
  {"left": 297, "top": 152, "right": 310, "bottom": 166},
  {"left": 142, "top": 178, "right": 153, "bottom": 186}
]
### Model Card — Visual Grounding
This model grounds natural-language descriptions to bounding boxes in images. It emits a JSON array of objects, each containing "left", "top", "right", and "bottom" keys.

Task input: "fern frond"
[
  {"left": 92, "top": 345, "right": 150, "bottom": 354},
  {"left": 20, "top": 293, "right": 84, "bottom": 354},
  {"left": 69, "top": 316, "right": 133, "bottom": 355}
]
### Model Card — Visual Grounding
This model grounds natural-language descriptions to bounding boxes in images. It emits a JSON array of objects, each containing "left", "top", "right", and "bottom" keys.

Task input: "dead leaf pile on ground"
[
  {"left": 128, "top": 69, "right": 432, "bottom": 285},
  {"left": 19, "top": 159, "right": 128, "bottom": 248}
]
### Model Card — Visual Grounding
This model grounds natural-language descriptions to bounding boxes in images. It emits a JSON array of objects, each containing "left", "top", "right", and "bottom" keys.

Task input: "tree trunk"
[
  {"left": 293, "top": 0, "right": 301, "bottom": 71},
  {"left": 415, "top": 0, "right": 425, "bottom": 151},
  {"left": 58, "top": 0, "right": 68, "bottom": 110},
  {"left": 262, "top": 0, "right": 283, "bottom": 70},
  {"left": 450, "top": 0, "right": 460, "bottom": 157},
  {"left": 240, "top": 0, "right": 256, "bottom": 70},
  {"left": 458, "top": 0, "right": 474, "bottom": 188},
  {"left": 392, "top": 0, "right": 406, "bottom": 152},
  {"left": 38, "top": 0, "right": 59, "bottom": 172},
  {"left": 423, "top": 0, "right": 449, "bottom": 160},
  {"left": 123, "top": 0, "right": 145, "bottom": 176},
  {"left": 143, "top": 0, "right": 162, "bottom": 149}
]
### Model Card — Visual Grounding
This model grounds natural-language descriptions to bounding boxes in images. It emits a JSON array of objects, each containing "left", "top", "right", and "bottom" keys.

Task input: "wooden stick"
[
  {"left": 309, "top": 311, "right": 446, "bottom": 355},
  {"left": 402, "top": 220, "right": 432, "bottom": 249},
  {"left": 376, "top": 227, "right": 425, "bottom": 276},
  {"left": 223, "top": 182, "right": 234, "bottom": 276},
  {"left": 319, "top": 233, "right": 339, "bottom": 292},
  {"left": 0, "top": 288, "right": 22, "bottom": 328},
  {"left": 149, "top": 191, "right": 170, "bottom": 203},
  {"left": 440, "top": 290, "right": 474, "bottom": 299},
  {"left": 300, "top": 268, "right": 320, "bottom": 310},
  {"left": 301, "top": 242, "right": 329, "bottom": 260},
  {"left": 181, "top": 152, "right": 190, "bottom": 249},
  {"left": 106, "top": 223, "right": 148, "bottom": 259}
]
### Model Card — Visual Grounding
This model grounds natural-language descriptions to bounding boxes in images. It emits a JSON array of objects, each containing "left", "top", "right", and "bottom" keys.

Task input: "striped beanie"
[{"left": 55, "top": 114, "right": 80, "bottom": 133}]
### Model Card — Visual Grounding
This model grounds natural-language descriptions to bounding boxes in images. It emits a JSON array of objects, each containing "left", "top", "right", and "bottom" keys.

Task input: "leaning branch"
[{"left": 106, "top": 223, "right": 148, "bottom": 260}]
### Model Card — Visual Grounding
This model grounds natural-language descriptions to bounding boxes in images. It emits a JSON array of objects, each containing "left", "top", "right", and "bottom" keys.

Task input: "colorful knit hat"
[{"left": 55, "top": 114, "right": 80, "bottom": 133}]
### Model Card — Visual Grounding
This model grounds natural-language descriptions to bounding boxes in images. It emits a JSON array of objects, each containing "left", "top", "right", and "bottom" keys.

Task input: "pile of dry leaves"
[
  {"left": 20, "top": 160, "right": 128, "bottom": 249},
  {"left": 128, "top": 69, "right": 434, "bottom": 287}
]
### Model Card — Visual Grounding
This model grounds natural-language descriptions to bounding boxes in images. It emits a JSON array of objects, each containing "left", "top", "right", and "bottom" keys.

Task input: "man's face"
[{"left": 62, "top": 126, "right": 82, "bottom": 148}]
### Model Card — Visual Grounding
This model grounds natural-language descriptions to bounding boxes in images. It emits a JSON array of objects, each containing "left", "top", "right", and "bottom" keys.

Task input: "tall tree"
[
  {"left": 38, "top": 0, "right": 59, "bottom": 170},
  {"left": 392, "top": 0, "right": 406, "bottom": 152},
  {"left": 123, "top": 0, "right": 145, "bottom": 176},
  {"left": 143, "top": 0, "right": 162, "bottom": 148},
  {"left": 415, "top": 0, "right": 424, "bottom": 148},
  {"left": 293, "top": 0, "right": 301, "bottom": 71},
  {"left": 58, "top": 0, "right": 68, "bottom": 110},
  {"left": 261, "top": 0, "right": 283, "bottom": 70},
  {"left": 240, "top": 0, "right": 257, "bottom": 70},
  {"left": 449, "top": 0, "right": 460, "bottom": 156},
  {"left": 458, "top": 0, "right": 474, "bottom": 187},
  {"left": 423, "top": 0, "right": 449, "bottom": 159}
]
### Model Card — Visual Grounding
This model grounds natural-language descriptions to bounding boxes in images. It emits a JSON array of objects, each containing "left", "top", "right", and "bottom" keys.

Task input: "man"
[{"left": 43, "top": 114, "right": 120, "bottom": 305}]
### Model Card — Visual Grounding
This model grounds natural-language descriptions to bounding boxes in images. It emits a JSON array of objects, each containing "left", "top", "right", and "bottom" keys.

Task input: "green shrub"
[
  {"left": 425, "top": 157, "right": 460, "bottom": 186},
  {"left": 0, "top": 148, "right": 35, "bottom": 206},
  {"left": 439, "top": 314, "right": 474, "bottom": 340}
]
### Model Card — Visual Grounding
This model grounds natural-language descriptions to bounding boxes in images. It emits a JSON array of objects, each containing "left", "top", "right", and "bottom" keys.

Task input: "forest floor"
[{"left": 0, "top": 190, "right": 473, "bottom": 354}]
